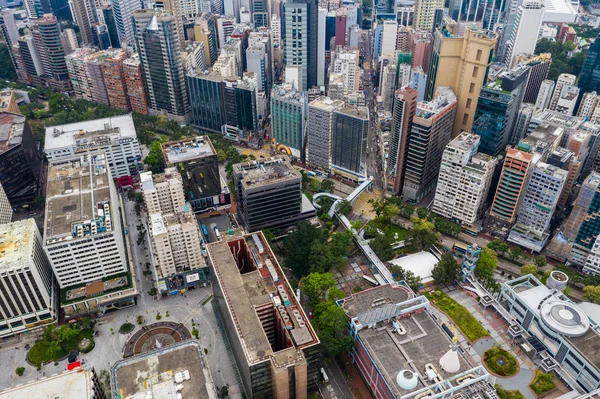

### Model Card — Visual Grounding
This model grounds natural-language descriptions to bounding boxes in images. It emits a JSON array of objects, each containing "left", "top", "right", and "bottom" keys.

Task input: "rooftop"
[
  {"left": 111, "top": 340, "right": 216, "bottom": 399},
  {"left": 309, "top": 97, "right": 345, "bottom": 111},
  {"left": 0, "top": 218, "right": 37, "bottom": 272},
  {"left": 207, "top": 231, "right": 318, "bottom": 367},
  {"left": 161, "top": 136, "right": 216, "bottom": 164},
  {"left": 233, "top": 156, "right": 300, "bottom": 189},
  {"left": 342, "top": 283, "right": 413, "bottom": 319},
  {"left": 415, "top": 87, "right": 456, "bottom": 120},
  {"left": 388, "top": 251, "right": 440, "bottom": 284},
  {"left": 531, "top": 110, "right": 585, "bottom": 130},
  {"left": 140, "top": 167, "right": 182, "bottom": 194},
  {"left": 0, "top": 366, "right": 99, "bottom": 398},
  {"left": 0, "top": 112, "right": 26, "bottom": 154},
  {"left": 44, "top": 153, "right": 114, "bottom": 244},
  {"left": 44, "top": 114, "right": 137, "bottom": 151}
]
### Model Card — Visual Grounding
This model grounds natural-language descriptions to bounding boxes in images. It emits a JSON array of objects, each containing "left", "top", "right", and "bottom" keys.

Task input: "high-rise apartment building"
[
  {"left": 0, "top": 112, "right": 41, "bottom": 208},
  {"left": 426, "top": 26, "right": 497, "bottom": 136},
  {"left": 549, "top": 73, "right": 576, "bottom": 111},
  {"left": 307, "top": 97, "right": 345, "bottom": 171},
  {"left": 387, "top": 87, "right": 418, "bottom": 194},
  {"left": 194, "top": 13, "right": 218, "bottom": 67},
  {"left": 432, "top": 132, "right": 496, "bottom": 226},
  {"left": 410, "top": 31, "right": 433, "bottom": 73},
  {"left": 512, "top": 102, "right": 535, "bottom": 143},
  {"left": 473, "top": 65, "right": 530, "bottom": 156},
  {"left": 488, "top": 148, "right": 534, "bottom": 235},
  {"left": 233, "top": 156, "right": 316, "bottom": 232},
  {"left": 148, "top": 206, "right": 207, "bottom": 296},
  {"left": 578, "top": 32, "right": 600, "bottom": 97},
  {"left": 0, "top": 219, "right": 57, "bottom": 338},
  {"left": 111, "top": 0, "right": 143, "bottom": 46},
  {"left": 44, "top": 115, "right": 143, "bottom": 178},
  {"left": 123, "top": 54, "right": 149, "bottom": 115},
  {"left": 31, "top": 14, "right": 72, "bottom": 92},
  {"left": 380, "top": 64, "right": 397, "bottom": 112},
  {"left": 508, "top": 162, "right": 566, "bottom": 252},
  {"left": 402, "top": 87, "right": 457, "bottom": 203},
  {"left": 555, "top": 84, "right": 580, "bottom": 115},
  {"left": 0, "top": 182, "right": 12, "bottom": 224},
  {"left": 329, "top": 46, "right": 360, "bottom": 92},
  {"left": 577, "top": 91, "right": 599, "bottom": 119},
  {"left": 414, "top": 0, "right": 444, "bottom": 30},
  {"left": 271, "top": 83, "right": 307, "bottom": 159},
  {"left": 140, "top": 168, "right": 186, "bottom": 215},
  {"left": 0, "top": 10, "right": 30, "bottom": 85},
  {"left": 246, "top": 31, "right": 272, "bottom": 91},
  {"left": 521, "top": 53, "right": 551, "bottom": 103},
  {"left": 153, "top": 0, "right": 184, "bottom": 46},
  {"left": 66, "top": 48, "right": 110, "bottom": 104},
  {"left": 535, "top": 79, "right": 555, "bottom": 110},
  {"left": 68, "top": 0, "right": 97, "bottom": 44},
  {"left": 331, "top": 105, "right": 369, "bottom": 180},
  {"left": 208, "top": 231, "right": 320, "bottom": 398},
  {"left": 283, "top": 0, "right": 318, "bottom": 90},
  {"left": 44, "top": 153, "right": 136, "bottom": 319},
  {"left": 133, "top": 10, "right": 190, "bottom": 123},
  {"left": 100, "top": 49, "right": 130, "bottom": 110},
  {"left": 503, "top": 0, "right": 544, "bottom": 68}
]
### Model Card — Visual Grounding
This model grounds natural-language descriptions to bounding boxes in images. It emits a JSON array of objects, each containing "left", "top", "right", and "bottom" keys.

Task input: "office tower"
[
  {"left": 271, "top": 83, "right": 307, "bottom": 159},
  {"left": 133, "top": 10, "right": 190, "bottom": 123},
  {"left": 0, "top": 218, "right": 57, "bottom": 338},
  {"left": 317, "top": 8, "right": 326, "bottom": 86},
  {"left": 283, "top": 0, "right": 318, "bottom": 90},
  {"left": 0, "top": 182, "right": 12, "bottom": 224},
  {"left": 161, "top": 137, "right": 231, "bottom": 213},
  {"left": 223, "top": 74, "right": 259, "bottom": 139},
  {"left": 488, "top": 148, "right": 534, "bottom": 235},
  {"left": 387, "top": 87, "right": 418, "bottom": 194},
  {"left": 549, "top": 73, "right": 576, "bottom": 111},
  {"left": 61, "top": 28, "right": 79, "bottom": 54},
  {"left": 148, "top": 206, "right": 207, "bottom": 296},
  {"left": 216, "top": 15, "right": 234, "bottom": 49},
  {"left": 123, "top": 54, "right": 148, "bottom": 115},
  {"left": 409, "top": 67, "right": 427, "bottom": 102},
  {"left": 331, "top": 105, "right": 369, "bottom": 180},
  {"left": 577, "top": 91, "right": 599, "bottom": 119},
  {"left": 426, "top": 26, "right": 497, "bottom": 136},
  {"left": 44, "top": 153, "right": 136, "bottom": 319},
  {"left": 503, "top": 0, "right": 544, "bottom": 68},
  {"left": 512, "top": 103, "right": 535, "bottom": 143},
  {"left": 432, "top": 132, "right": 496, "bottom": 226},
  {"left": 0, "top": 112, "right": 41, "bottom": 207},
  {"left": 508, "top": 162, "right": 566, "bottom": 252},
  {"left": 535, "top": 79, "right": 555, "bottom": 110},
  {"left": 0, "top": 366, "right": 106, "bottom": 398},
  {"left": 68, "top": 0, "right": 97, "bottom": 45},
  {"left": 402, "top": 87, "right": 457, "bottom": 203},
  {"left": 555, "top": 84, "right": 580, "bottom": 115},
  {"left": 329, "top": 46, "right": 360, "bottom": 92},
  {"left": 153, "top": 0, "right": 184, "bottom": 46},
  {"left": 335, "top": 7, "right": 346, "bottom": 46},
  {"left": 99, "top": 5, "right": 120, "bottom": 48},
  {"left": 31, "top": 14, "right": 72, "bottom": 91},
  {"left": 414, "top": 0, "right": 444, "bottom": 30},
  {"left": 195, "top": 13, "right": 218, "bottom": 66},
  {"left": 65, "top": 48, "right": 109, "bottom": 104},
  {"left": 473, "top": 65, "right": 529, "bottom": 156},
  {"left": 48, "top": 0, "right": 73, "bottom": 21},
  {"left": 93, "top": 24, "right": 112, "bottom": 49},
  {"left": 307, "top": 97, "right": 344, "bottom": 170},
  {"left": 9, "top": 35, "right": 35, "bottom": 86},
  {"left": 578, "top": 33, "right": 600, "bottom": 96},
  {"left": 0, "top": 9, "right": 30, "bottom": 84},
  {"left": 380, "top": 64, "right": 397, "bottom": 112},
  {"left": 247, "top": 30, "right": 272, "bottom": 91},
  {"left": 379, "top": 20, "right": 397, "bottom": 58},
  {"left": 410, "top": 31, "right": 432, "bottom": 72},
  {"left": 253, "top": 0, "right": 268, "bottom": 27},
  {"left": 140, "top": 168, "right": 185, "bottom": 215},
  {"left": 207, "top": 231, "right": 320, "bottom": 397},
  {"left": 187, "top": 71, "right": 226, "bottom": 132},
  {"left": 111, "top": 0, "right": 142, "bottom": 46},
  {"left": 521, "top": 54, "right": 551, "bottom": 103},
  {"left": 44, "top": 115, "right": 143, "bottom": 178}
]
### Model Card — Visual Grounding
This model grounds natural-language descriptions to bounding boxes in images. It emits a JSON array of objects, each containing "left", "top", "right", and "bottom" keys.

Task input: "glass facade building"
[{"left": 331, "top": 108, "right": 369, "bottom": 176}]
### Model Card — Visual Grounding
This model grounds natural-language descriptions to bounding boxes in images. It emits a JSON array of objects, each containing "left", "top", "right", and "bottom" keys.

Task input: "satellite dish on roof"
[{"left": 396, "top": 370, "right": 418, "bottom": 390}]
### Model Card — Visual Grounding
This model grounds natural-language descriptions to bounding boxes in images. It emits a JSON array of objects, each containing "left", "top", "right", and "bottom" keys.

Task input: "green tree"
[
  {"left": 520, "top": 264, "right": 539, "bottom": 277},
  {"left": 583, "top": 285, "right": 600, "bottom": 304},
  {"left": 216, "top": 149, "right": 227, "bottom": 163},
  {"left": 15, "top": 367, "right": 25, "bottom": 377},
  {"left": 320, "top": 179, "right": 335, "bottom": 192},
  {"left": 262, "top": 229, "right": 275, "bottom": 243},
  {"left": 534, "top": 255, "right": 547, "bottom": 268},
  {"left": 406, "top": 217, "right": 440, "bottom": 251},
  {"left": 416, "top": 207, "right": 429, "bottom": 219},
  {"left": 478, "top": 248, "right": 498, "bottom": 279},
  {"left": 509, "top": 246, "right": 523, "bottom": 261},
  {"left": 401, "top": 203, "right": 415, "bottom": 218},
  {"left": 487, "top": 239, "right": 509, "bottom": 256},
  {"left": 370, "top": 234, "right": 394, "bottom": 261},
  {"left": 431, "top": 253, "right": 459, "bottom": 285},
  {"left": 0, "top": 43, "right": 17, "bottom": 80},
  {"left": 144, "top": 140, "right": 165, "bottom": 173},
  {"left": 330, "top": 230, "right": 353, "bottom": 258},
  {"left": 434, "top": 217, "right": 462, "bottom": 237},
  {"left": 336, "top": 200, "right": 352, "bottom": 216},
  {"left": 308, "top": 242, "right": 346, "bottom": 273},
  {"left": 312, "top": 302, "right": 354, "bottom": 357},
  {"left": 369, "top": 198, "right": 388, "bottom": 217},
  {"left": 283, "top": 222, "right": 329, "bottom": 277}
]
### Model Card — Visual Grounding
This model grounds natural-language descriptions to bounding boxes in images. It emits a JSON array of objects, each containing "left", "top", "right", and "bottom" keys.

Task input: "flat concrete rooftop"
[
  {"left": 342, "top": 284, "right": 413, "bottom": 319},
  {"left": 162, "top": 136, "right": 216, "bottom": 164},
  {"left": 0, "top": 218, "right": 36, "bottom": 272},
  {"left": 112, "top": 340, "right": 215, "bottom": 399},
  {"left": 44, "top": 114, "right": 136, "bottom": 150},
  {"left": 44, "top": 154, "right": 114, "bottom": 243},
  {"left": 233, "top": 156, "right": 300, "bottom": 189},
  {"left": 0, "top": 112, "right": 26, "bottom": 154},
  {"left": 0, "top": 367, "right": 98, "bottom": 398}
]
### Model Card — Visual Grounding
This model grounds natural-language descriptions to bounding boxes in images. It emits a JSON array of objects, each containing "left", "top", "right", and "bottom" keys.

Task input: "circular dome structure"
[
  {"left": 540, "top": 300, "right": 589, "bottom": 337},
  {"left": 546, "top": 271, "right": 569, "bottom": 291},
  {"left": 396, "top": 370, "right": 418, "bottom": 390}
]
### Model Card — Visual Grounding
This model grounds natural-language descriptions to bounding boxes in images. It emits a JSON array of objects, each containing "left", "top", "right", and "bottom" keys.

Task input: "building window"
[
  {"left": 476, "top": 49, "right": 482, "bottom": 61},
  {"left": 469, "top": 83, "right": 475, "bottom": 93},
  {"left": 462, "top": 113, "right": 469, "bottom": 125},
  {"left": 472, "top": 66, "right": 479, "bottom": 78},
  {"left": 466, "top": 98, "right": 472, "bottom": 109}
]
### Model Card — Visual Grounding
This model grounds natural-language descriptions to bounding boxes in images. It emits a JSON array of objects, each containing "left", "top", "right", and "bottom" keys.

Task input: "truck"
[
  {"left": 307, "top": 171, "right": 316, "bottom": 177},
  {"left": 320, "top": 368, "right": 329, "bottom": 383},
  {"left": 214, "top": 226, "right": 221, "bottom": 239},
  {"left": 201, "top": 224, "right": 209, "bottom": 238}
]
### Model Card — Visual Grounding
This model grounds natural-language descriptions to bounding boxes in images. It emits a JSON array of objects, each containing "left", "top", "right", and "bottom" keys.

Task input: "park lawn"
[
  {"left": 424, "top": 291, "right": 490, "bottom": 343},
  {"left": 484, "top": 347, "right": 518, "bottom": 376},
  {"left": 365, "top": 219, "right": 409, "bottom": 242}
]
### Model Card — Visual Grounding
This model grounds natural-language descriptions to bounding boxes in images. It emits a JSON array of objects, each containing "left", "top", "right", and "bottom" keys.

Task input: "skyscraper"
[
  {"left": 68, "top": 0, "right": 97, "bottom": 45},
  {"left": 133, "top": 10, "right": 190, "bottom": 123},
  {"left": 577, "top": 91, "right": 599, "bottom": 119},
  {"left": 472, "top": 65, "right": 530, "bottom": 156},
  {"left": 578, "top": 32, "right": 600, "bottom": 96},
  {"left": 123, "top": 54, "right": 149, "bottom": 114},
  {"left": 426, "top": 26, "right": 497, "bottom": 136},
  {"left": 331, "top": 105, "right": 369, "bottom": 180},
  {"left": 414, "top": 0, "right": 444, "bottom": 30},
  {"left": 387, "top": 87, "right": 418, "bottom": 194},
  {"left": 307, "top": 97, "right": 345, "bottom": 170},
  {"left": 521, "top": 54, "right": 551, "bottom": 103},
  {"left": 271, "top": 83, "right": 307, "bottom": 159},
  {"left": 402, "top": 87, "right": 457, "bottom": 203},
  {"left": 111, "top": 0, "right": 143, "bottom": 46},
  {"left": 503, "top": 0, "right": 545, "bottom": 68},
  {"left": 549, "top": 73, "right": 576, "bottom": 111},
  {"left": 32, "top": 14, "right": 72, "bottom": 92},
  {"left": 432, "top": 132, "right": 497, "bottom": 226},
  {"left": 283, "top": 0, "right": 318, "bottom": 90},
  {"left": 535, "top": 79, "right": 555, "bottom": 110}
]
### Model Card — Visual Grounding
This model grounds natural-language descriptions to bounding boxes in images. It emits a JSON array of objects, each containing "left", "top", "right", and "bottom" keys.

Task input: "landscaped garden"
[
  {"left": 363, "top": 219, "right": 409, "bottom": 242},
  {"left": 27, "top": 321, "right": 95, "bottom": 367},
  {"left": 424, "top": 290, "right": 489, "bottom": 342},
  {"left": 495, "top": 385, "right": 525, "bottom": 399},
  {"left": 483, "top": 346, "right": 519, "bottom": 376},
  {"left": 529, "top": 371, "right": 555, "bottom": 396}
]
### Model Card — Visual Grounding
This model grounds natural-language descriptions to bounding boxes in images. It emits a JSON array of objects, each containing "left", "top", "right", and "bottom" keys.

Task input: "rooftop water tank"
[
  {"left": 396, "top": 370, "right": 418, "bottom": 390},
  {"left": 546, "top": 271, "right": 569, "bottom": 291}
]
